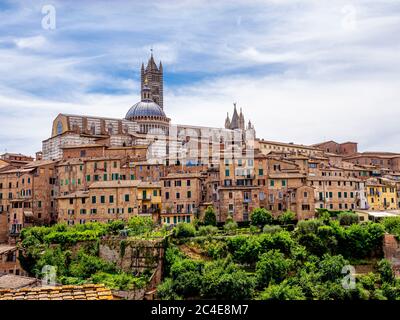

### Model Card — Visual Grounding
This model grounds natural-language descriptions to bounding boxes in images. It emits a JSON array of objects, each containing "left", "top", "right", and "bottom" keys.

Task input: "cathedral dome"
[{"left": 125, "top": 99, "right": 166, "bottom": 119}]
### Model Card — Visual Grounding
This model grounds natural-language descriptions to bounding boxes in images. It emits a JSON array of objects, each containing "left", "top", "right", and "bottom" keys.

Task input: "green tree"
[
  {"left": 203, "top": 206, "right": 217, "bottom": 226},
  {"left": 250, "top": 208, "right": 273, "bottom": 227},
  {"left": 278, "top": 210, "right": 296, "bottom": 225},
  {"left": 255, "top": 250, "right": 292, "bottom": 288},
  {"left": 200, "top": 260, "right": 256, "bottom": 300},
  {"left": 377, "top": 259, "right": 395, "bottom": 284},
  {"left": 317, "top": 254, "right": 349, "bottom": 282},
  {"left": 258, "top": 280, "right": 305, "bottom": 300}
]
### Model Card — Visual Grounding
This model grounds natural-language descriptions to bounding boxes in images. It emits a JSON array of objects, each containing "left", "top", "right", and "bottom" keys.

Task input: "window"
[
  {"left": 101, "top": 196, "right": 105, "bottom": 204},
  {"left": 92, "top": 196, "right": 96, "bottom": 204},
  {"left": 103, "top": 174, "right": 107, "bottom": 181},
  {"left": 187, "top": 191, "right": 192, "bottom": 198},
  {"left": 165, "top": 192, "right": 169, "bottom": 200},
  {"left": 69, "top": 199, "right": 73, "bottom": 205},
  {"left": 153, "top": 190, "right": 157, "bottom": 197},
  {"left": 225, "top": 169, "right": 230, "bottom": 177},
  {"left": 80, "top": 209, "right": 86, "bottom": 215},
  {"left": 113, "top": 161, "right": 117, "bottom": 168},
  {"left": 270, "top": 180, "right": 274, "bottom": 187},
  {"left": 86, "top": 175, "right": 91, "bottom": 182},
  {"left": 259, "top": 168, "right": 264, "bottom": 176},
  {"left": 304, "top": 192, "right": 308, "bottom": 198},
  {"left": 176, "top": 193, "right": 180, "bottom": 199},
  {"left": 174, "top": 180, "right": 182, "bottom": 187},
  {"left": 90, "top": 208, "right": 97, "bottom": 214},
  {"left": 338, "top": 192, "right": 342, "bottom": 198},
  {"left": 94, "top": 175, "right": 99, "bottom": 181},
  {"left": 282, "top": 180, "right": 286, "bottom": 187},
  {"left": 109, "top": 195, "right": 114, "bottom": 203},
  {"left": 125, "top": 194, "right": 129, "bottom": 202}
]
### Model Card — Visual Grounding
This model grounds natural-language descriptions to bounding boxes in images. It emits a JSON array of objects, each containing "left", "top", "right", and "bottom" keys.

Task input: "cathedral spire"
[
  {"left": 141, "top": 51, "right": 163, "bottom": 108},
  {"left": 230, "top": 103, "right": 239, "bottom": 130}
]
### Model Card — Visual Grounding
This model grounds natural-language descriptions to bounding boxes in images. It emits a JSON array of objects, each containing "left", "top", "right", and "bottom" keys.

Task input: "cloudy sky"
[{"left": 0, "top": 0, "right": 399, "bottom": 156}]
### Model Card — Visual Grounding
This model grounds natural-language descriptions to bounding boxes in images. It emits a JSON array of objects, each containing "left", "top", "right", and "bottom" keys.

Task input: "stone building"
[
  {"left": 0, "top": 160, "right": 58, "bottom": 243},
  {"left": 0, "top": 245, "right": 26, "bottom": 276},
  {"left": 57, "top": 180, "right": 161, "bottom": 225},
  {"left": 160, "top": 173, "right": 203, "bottom": 225}
]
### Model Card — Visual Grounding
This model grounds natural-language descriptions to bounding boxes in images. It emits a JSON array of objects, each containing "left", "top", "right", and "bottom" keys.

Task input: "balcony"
[{"left": 137, "top": 194, "right": 152, "bottom": 201}]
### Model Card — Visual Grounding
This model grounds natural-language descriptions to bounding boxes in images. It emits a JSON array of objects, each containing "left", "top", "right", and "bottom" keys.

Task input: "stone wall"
[
  {"left": 383, "top": 233, "right": 400, "bottom": 276},
  {"left": 99, "top": 237, "right": 167, "bottom": 274}
]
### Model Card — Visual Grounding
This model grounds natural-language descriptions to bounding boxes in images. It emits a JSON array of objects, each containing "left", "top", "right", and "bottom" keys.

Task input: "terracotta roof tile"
[{"left": 0, "top": 284, "right": 114, "bottom": 300}]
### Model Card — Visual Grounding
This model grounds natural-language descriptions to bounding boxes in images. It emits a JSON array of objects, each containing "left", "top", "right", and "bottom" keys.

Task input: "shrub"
[
  {"left": 224, "top": 221, "right": 238, "bottom": 233},
  {"left": 263, "top": 225, "right": 282, "bottom": 234},
  {"left": 203, "top": 206, "right": 217, "bottom": 226},
  {"left": 127, "top": 216, "right": 154, "bottom": 235},
  {"left": 338, "top": 212, "right": 359, "bottom": 226},
  {"left": 250, "top": 208, "right": 273, "bottom": 227},
  {"left": 157, "top": 278, "right": 183, "bottom": 300},
  {"left": 382, "top": 217, "right": 400, "bottom": 235},
  {"left": 258, "top": 281, "right": 305, "bottom": 300},
  {"left": 91, "top": 271, "right": 147, "bottom": 290},
  {"left": 197, "top": 225, "right": 219, "bottom": 236},
  {"left": 174, "top": 223, "right": 196, "bottom": 238},
  {"left": 205, "top": 241, "right": 228, "bottom": 259},
  {"left": 106, "top": 220, "right": 126, "bottom": 234}
]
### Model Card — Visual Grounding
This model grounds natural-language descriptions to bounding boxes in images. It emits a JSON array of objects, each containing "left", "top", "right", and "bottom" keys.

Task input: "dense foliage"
[
  {"left": 157, "top": 213, "right": 400, "bottom": 300},
  {"left": 18, "top": 219, "right": 159, "bottom": 290}
]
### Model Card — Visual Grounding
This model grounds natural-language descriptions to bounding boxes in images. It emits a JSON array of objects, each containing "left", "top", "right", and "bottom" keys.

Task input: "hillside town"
[{"left": 1, "top": 55, "right": 400, "bottom": 295}]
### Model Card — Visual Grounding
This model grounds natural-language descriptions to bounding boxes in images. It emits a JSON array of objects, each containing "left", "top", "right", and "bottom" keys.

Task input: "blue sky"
[{"left": 0, "top": 0, "right": 400, "bottom": 156}]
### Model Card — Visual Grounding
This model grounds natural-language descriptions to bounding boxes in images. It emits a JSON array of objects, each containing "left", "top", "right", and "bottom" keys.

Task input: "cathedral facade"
[{"left": 42, "top": 54, "right": 256, "bottom": 165}]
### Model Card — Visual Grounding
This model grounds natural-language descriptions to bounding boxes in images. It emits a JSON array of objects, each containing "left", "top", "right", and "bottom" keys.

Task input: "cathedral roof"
[{"left": 125, "top": 100, "right": 166, "bottom": 119}]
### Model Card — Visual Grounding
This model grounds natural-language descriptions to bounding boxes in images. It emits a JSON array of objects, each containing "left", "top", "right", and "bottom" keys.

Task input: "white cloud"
[
  {"left": 14, "top": 35, "right": 47, "bottom": 49},
  {"left": 0, "top": 0, "right": 400, "bottom": 155}
]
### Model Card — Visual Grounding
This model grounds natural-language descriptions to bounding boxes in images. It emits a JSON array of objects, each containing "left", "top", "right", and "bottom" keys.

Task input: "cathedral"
[{"left": 42, "top": 54, "right": 255, "bottom": 163}]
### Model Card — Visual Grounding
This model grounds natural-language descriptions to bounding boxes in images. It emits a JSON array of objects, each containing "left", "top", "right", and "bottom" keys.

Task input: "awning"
[{"left": 23, "top": 211, "right": 34, "bottom": 217}]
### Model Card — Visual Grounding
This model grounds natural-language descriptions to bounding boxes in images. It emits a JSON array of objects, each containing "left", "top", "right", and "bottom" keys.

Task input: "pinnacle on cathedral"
[{"left": 225, "top": 112, "right": 231, "bottom": 129}]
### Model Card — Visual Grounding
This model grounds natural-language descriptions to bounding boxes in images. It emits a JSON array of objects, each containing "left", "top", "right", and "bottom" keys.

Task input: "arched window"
[{"left": 57, "top": 121, "right": 63, "bottom": 135}]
